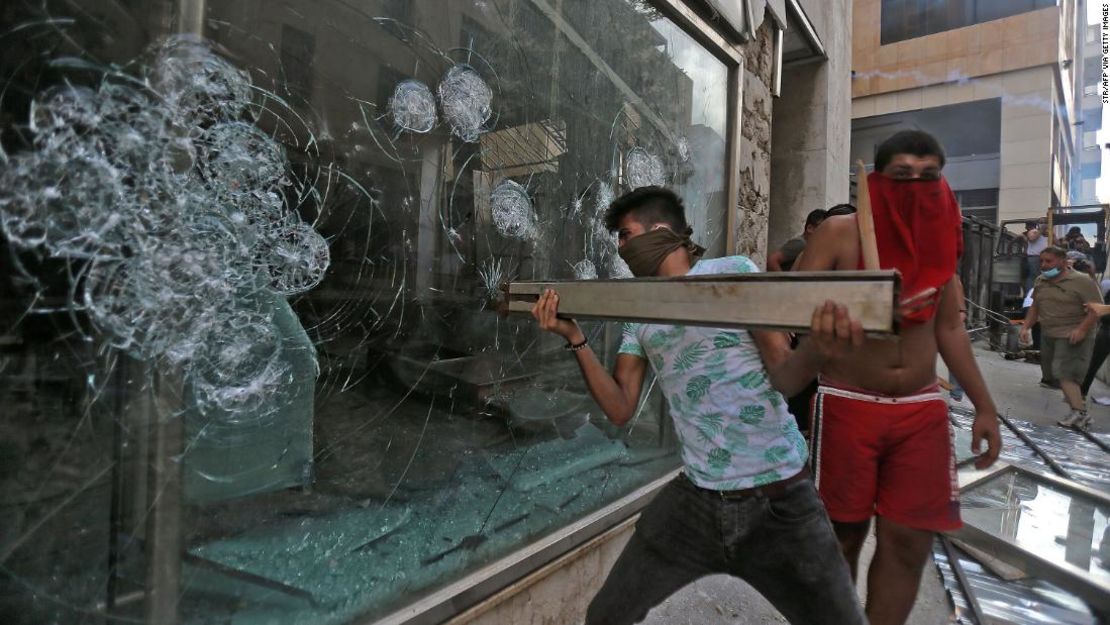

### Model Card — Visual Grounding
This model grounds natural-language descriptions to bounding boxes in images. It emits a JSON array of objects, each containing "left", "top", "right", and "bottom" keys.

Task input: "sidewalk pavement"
[
  {"left": 636, "top": 342, "right": 1097, "bottom": 624},
  {"left": 964, "top": 344, "right": 1110, "bottom": 433}
]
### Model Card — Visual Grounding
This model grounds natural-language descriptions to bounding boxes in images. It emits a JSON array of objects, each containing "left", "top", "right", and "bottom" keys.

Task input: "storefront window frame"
[
  {"left": 0, "top": 0, "right": 748, "bottom": 622},
  {"left": 359, "top": 1, "right": 747, "bottom": 622}
]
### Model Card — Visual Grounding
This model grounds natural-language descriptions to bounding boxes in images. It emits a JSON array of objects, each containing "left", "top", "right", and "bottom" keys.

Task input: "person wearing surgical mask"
[{"left": 1021, "top": 246, "right": 1104, "bottom": 429}]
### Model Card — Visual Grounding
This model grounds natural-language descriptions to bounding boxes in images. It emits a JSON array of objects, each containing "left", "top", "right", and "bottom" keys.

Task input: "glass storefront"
[{"left": 0, "top": 1, "right": 734, "bottom": 623}]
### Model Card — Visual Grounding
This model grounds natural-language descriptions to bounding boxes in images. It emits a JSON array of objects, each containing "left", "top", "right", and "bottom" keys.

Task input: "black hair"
[
  {"left": 825, "top": 203, "right": 856, "bottom": 217},
  {"left": 1074, "top": 258, "right": 1095, "bottom": 276},
  {"left": 605, "top": 186, "right": 688, "bottom": 233},
  {"left": 1041, "top": 245, "right": 1067, "bottom": 259},
  {"left": 874, "top": 130, "right": 946, "bottom": 172},
  {"left": 804, "top": 209, "right": 828, "bottom": 229}
]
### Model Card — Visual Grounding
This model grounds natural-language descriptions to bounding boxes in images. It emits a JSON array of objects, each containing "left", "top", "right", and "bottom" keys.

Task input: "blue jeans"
[
  {"left": 949, "top": 372, "right": 963, "bottom": 401},
  {"left": 1025, "top": 255, "right": 1040, "bottom": 292},
  {"left": 585, "top": 474, "right": 866, "bottom": 625}
]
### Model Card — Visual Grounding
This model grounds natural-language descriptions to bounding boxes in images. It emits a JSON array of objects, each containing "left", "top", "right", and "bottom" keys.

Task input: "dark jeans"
[
  {"left": 788, "top": 380, "right": 818, "bottom": 433},
  {"left": 1025, "top": 256, "right": 1040, "bottom": 293},
  {"left": 586, "top": 474, "right": 865, "bottom": 625},
  {"left": 1081, "top": 325, "right": 1110, "bottom": 396},
  {"left": 787, "top": 335, "right": 817, "bottom": 433}
]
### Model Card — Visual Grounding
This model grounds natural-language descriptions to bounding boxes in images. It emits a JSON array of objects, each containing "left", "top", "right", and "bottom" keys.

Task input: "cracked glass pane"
[
  {"left": 0, "top": 1, "right": 729, "bottom": 623},
  {"left": 962, "top": 470, "right": 1110, "bottom": 585}
]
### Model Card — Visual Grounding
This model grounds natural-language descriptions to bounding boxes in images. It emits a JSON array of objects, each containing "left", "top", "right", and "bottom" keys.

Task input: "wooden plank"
[
  {"left": 504, "top": 270, "right": 900, "bottom": 334},
  {"left": 856, "top": 160, "right": 881, "bottom": 271}
]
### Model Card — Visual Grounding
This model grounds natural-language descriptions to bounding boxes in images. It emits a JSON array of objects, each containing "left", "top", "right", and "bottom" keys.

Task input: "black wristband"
[{"left": 565, "top": 337, "right": 589, "bottom": 352}]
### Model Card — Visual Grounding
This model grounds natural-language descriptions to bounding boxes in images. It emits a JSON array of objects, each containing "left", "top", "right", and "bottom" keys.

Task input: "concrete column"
[{"left": 768, "top": 0, "right": 852, "bottom": 254}]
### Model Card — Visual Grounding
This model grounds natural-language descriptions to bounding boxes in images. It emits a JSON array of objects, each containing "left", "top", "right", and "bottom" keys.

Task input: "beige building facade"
[{"left": 850, "top": 0, "right": 1086, "bottom": 225}]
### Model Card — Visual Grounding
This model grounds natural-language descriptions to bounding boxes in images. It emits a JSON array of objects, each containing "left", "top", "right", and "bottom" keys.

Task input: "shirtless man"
[{"left": 795, "top": 130, "right": 1002, "bottom": 625}]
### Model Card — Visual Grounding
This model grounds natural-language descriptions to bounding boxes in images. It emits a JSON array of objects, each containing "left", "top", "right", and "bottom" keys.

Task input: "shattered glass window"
[
  {"left": 962, "top": 470, "right": 1110, "bottom": 586},
  {"left": 0, "top": 1, "right": 731, "bottom": 623}
]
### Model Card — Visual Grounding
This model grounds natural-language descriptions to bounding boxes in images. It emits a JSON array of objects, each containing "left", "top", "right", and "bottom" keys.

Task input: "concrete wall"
[
  {"left": 736, "top": 19, "right": 777, "bottom": 265},
  {"left": 851, "top": 0, "right": 1058, "bottom": 98},
  {"left": 852, "top": 66, "right": 1055, "bottom": 224},
  {"left": 447, "top": 518, "right": 636, "bottom": 625},
  {"left": 767, "top": 0, "right": 853, "bottom": 252}
]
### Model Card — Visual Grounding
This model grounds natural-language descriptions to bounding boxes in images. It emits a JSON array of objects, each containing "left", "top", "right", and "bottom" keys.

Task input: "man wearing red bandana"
[{"left": 796, "top": 130, "right": 1002, "bottom": 625}]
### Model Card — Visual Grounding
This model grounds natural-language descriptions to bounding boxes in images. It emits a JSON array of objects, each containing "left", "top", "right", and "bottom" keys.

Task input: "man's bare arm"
[
  {"left": 793, "top": 215, "right": 859, "bottom": 272},
  {"left": 766, "top": 249, "right": 786, "bottom": 272},
  {"left": 573, "top": 348, "right": 647, "bottom": 427},
  {"left": 753, "top": 302, "right": 864, "bottom": 397},
  {"left": 936, "top": 277, "right": 1000, "bottom": 468},
  {"left": 532, "top": 290, "right": 647, "bottom": 426}
]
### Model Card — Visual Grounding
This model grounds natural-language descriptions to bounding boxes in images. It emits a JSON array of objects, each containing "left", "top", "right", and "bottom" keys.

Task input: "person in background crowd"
[
  {"left": 776, "top": 204, "right": 856, "bottom": 435},
  {"left": 767, "top": 208, "right": 828, "bottom": 272},
  {"left": 825, "top": 204, "right": 857, "bottom": 217},
  {"left": 1082, "top": 280, "right": 1110, "bottom": 407},
  {"left": 1021, "top": 246, "right": 1102, "bottom": 429},
  {"left": 1023, "top": 284, "right": 1053, "bottom": 386},
  {"left": 1024, "top": 220, "right": 1048, "bottom": 292},
  {"left": 1073, "top": 258, "right": 1097, "bottom": 281},
  {"left": 1061, "top": 226, "right": 1092, "bottom": 257}
]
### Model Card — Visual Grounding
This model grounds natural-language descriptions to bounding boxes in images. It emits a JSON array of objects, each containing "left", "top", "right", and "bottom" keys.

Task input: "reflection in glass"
[
  {"left": 0, "top": 1, "right": 731, "bottom": 623},
  {"left": 962, "top": 471, "right": 1110, "bottom": 584}
]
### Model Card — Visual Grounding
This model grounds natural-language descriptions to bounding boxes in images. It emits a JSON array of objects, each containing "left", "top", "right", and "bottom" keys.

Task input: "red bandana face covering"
[{"left": 863, "top": 172, "right": 964, "bottom": 323}]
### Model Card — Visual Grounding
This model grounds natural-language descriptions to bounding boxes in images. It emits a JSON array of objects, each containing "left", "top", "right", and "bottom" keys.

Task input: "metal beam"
[
  {"left": 726, "top": 58, "right": 744, "bottom": 255},
  {"left": 954, "top": 464, "right": 1110, "bottom": 620},
  {"left": 367, "top": 469, "right": 682, "bottom": 625},
  {"left": 528, "top": 0, "right": 677, "bottom": 144},
  {"left": 784, "top": 0, "right": 826, "bottom": 61},
  {"left": 997, "top": 413, "right": 1072, "bottom": 479},
  {"left": 144, "top": 407, "right": 183, "bottom": 625},
  {"left": 948, "top": 522, "right": 1110, "bottom": 620},
  {"left": 504, "top": 270, "right": 901, "bottom": 334},
  {"left": 939, "top": 537, "right": 989, "bottom": 625},
  {"left": 651, "top": 0, "right": 745, "bottom": 64}
]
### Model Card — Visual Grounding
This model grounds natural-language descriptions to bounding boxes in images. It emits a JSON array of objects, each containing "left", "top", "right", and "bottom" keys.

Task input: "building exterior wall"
[
  {"left": 850, "top": 0, "right": 1084, "bottom": 224},
  {"left": 852, "top": 1, "right": 1058, "bottom": 98},
  {"left": 1077, "top": 22, "right": 1104, "bottom": 204},
  {"left": 738, "top": 20, "right": 776, "bottom": 264},
  {"left": 768, "top": 0, "right": 853, "bottom": 253},
  {"left": 446, "top": 518, "right": 636, "bottom": 625},
  {"left": 852, "top": 65, "right": 1054, "bottom": 223}
]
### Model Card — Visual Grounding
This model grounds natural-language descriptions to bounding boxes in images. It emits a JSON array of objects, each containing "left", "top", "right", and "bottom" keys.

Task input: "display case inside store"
[{"left": 0, "top": 1, "right": 735, "bottom": 623}]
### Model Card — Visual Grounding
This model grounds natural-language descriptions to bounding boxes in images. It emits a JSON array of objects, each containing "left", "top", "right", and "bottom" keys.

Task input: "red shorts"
[{"left": 809, "top": 380, "right": 961, "bottom": 532}]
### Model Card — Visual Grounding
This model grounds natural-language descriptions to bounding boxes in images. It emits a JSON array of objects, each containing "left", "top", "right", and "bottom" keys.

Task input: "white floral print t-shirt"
[{"left": 618, "top": 255, "right": 807, "bottom": 490}]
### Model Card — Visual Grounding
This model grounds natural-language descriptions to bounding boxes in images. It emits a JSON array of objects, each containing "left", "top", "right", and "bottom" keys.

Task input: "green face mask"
[{"left": 617, "top": 226, "right": 706, "bottom": 277}]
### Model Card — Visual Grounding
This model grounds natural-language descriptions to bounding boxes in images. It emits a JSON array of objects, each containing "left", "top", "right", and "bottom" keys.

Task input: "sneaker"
[
  {"left": 1093, "top": 396, "right": 1110, "bottom": 406},
  {"left": 1059, "top": 410, "right": 1089, "bottom": 428},
  {"left": 1076, "top": 414, "right": 1093, "bottom": 431}
]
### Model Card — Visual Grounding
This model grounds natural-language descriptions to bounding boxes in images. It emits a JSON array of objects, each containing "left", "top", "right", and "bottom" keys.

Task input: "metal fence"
[
  {"left": 959, "top": 217, "right": 993, "bottom": 327},
  {"left": 958, "top": 217, "right": 1028, "bottom": 352}
]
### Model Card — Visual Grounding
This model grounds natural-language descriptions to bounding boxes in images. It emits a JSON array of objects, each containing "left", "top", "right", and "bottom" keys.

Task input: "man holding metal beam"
[
  {"left": 795, "top": 130, "right": 1002, "bottom": 625},
  {"left": 531, "top": 186, "right": 867, "bottom": 625}
]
